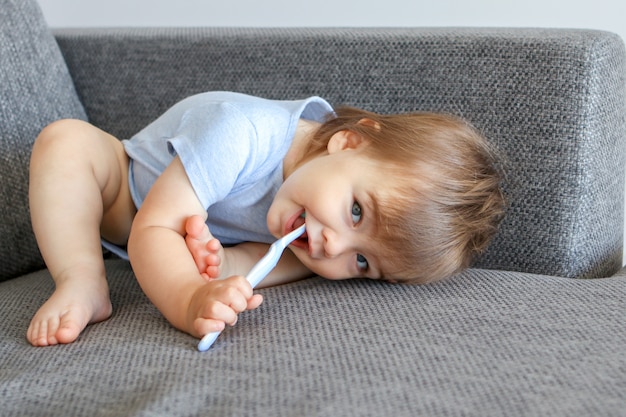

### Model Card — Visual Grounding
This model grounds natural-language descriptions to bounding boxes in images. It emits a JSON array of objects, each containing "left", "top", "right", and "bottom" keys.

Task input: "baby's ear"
[
  {"left": 327, "top": 130, "right": 367, "bottom": 153},
  {"left": 327, "top": 118, "right": 380, "bottom": 153},
  {"left": 357, "top": 118, "right": 381, "bottom": 131}
]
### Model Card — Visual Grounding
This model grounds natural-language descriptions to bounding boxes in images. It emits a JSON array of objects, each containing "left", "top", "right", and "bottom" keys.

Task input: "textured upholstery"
[
  {"left": 54, "top": 27, "right": 626, "bottom": 279},
  {"left": 1, "top": 2, "right": 626, "bottom": 415},
  {"left": 0, "top": 0, "right": 86, "bottom": 281},
  {"left": 2, "top": 260, "right": 626, "bottom": 416}
]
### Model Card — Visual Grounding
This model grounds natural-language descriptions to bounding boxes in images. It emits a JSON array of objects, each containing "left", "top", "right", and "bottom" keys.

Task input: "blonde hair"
[{"left": 304, "top": 107, "right": 505, "bottom": 284}]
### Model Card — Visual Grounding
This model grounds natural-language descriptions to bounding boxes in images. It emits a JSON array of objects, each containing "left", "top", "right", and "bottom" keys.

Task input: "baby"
[{"left": 27, "top": 91, "right": 504, "bottom": 346}]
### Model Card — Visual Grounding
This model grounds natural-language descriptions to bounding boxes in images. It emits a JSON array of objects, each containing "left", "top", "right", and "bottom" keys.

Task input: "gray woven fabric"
[
  {"left": 54, "top": 27, "right": 626, "bottom": 279},
  {"left": 2, "top": 21, "right": 626, "bottom": 417},
  {"left": 0, "top": 0, "right": 86, "bottom": 281},
  {"left": 1, "top": 260, "right": 625, "bottom": 416}
]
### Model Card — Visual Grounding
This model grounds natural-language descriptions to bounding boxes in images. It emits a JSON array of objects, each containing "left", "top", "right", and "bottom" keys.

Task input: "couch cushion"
[
  {"left": 1, "top": 260, "right": 626, "bottom": 416},
  {"left": 0, "top": 0, "right": 87, "bottom": 281}
]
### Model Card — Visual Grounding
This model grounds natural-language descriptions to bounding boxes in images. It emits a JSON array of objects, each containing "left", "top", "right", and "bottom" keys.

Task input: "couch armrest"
[
  {"left": 612, "top": 266, "right": 626, "bottom": 278},
  {"left": 54, "top": 27, "right": 626, "bottom": 278}
]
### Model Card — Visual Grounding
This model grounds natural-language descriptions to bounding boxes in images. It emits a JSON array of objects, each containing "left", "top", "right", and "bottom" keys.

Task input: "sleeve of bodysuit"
[{"left": 166, "top": 101, "right": 258, "bottom": 210}]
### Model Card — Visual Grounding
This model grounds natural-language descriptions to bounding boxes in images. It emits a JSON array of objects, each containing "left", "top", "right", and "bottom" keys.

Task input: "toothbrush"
[{"left": 197, "top": 223, "right": 306, "bottom": 351}]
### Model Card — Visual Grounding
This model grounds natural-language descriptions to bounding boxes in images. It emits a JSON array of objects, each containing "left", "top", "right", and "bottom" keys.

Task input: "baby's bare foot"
[
  {"left": 185, "top": 215, "right": 224, "bottom": 280},
  {"left": 27, "top": 273, "right": 112, "bottom": 347}
]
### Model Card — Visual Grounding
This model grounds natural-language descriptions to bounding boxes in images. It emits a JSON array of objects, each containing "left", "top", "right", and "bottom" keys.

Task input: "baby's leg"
[
  {"left": 185, "top": 215, "right": 224, "bottom": 280},
  {"left": 27, "top": 119, "right": 135, "bottom": 346}
]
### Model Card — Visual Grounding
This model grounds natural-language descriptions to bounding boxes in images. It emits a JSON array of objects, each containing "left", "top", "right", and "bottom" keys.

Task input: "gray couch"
[{"left": 1, "top": 1, "right": 625, "bottom": 416}]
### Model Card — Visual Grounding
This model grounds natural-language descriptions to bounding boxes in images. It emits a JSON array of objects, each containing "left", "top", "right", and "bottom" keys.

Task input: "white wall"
[
  {"left": 37, "top": 0, "right": 626, "bottom": 44},
  {"left": 36, "top": 0, "right": 626, "bottom": 266}
]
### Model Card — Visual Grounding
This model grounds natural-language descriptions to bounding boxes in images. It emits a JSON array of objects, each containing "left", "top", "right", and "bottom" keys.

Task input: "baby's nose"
[{"left": 322, "top": 229, "right": 349, "bottom": 258}]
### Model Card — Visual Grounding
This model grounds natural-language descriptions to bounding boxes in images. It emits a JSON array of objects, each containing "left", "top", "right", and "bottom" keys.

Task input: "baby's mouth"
[{"left": 289, "top": 211, "right": 309, "bottom": 250}]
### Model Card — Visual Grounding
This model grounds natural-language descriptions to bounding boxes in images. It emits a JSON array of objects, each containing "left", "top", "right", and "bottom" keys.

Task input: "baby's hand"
[
  {"left": 188, "top": 276, "right": 263, "bottom": 338},
  {"left": 185, "top": 215, "right": 224, "bottom": 281}
]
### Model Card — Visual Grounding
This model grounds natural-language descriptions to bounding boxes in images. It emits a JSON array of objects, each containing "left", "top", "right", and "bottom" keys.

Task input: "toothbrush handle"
[
  {"left": 198, "top": 330, "right": 221, "bottom": 351},
  {"left": 197, "top": 247, "right": 281, "bottom": 351},
  {"left": 245, "top": 245, "right": 281, "bottom": 288}
]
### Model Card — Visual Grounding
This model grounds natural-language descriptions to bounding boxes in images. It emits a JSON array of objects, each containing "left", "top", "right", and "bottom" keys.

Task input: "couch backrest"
[
  {"left": 55, "top": 27, "right": 626, "bottom": 278},
  {"left": 0, "top": 0, "right": 86, "bottom": 281}
]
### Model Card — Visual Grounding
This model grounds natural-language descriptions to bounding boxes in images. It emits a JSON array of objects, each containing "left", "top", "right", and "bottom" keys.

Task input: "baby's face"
[{"left": 267, "top": 134, "right": 389, "bottom": 280}]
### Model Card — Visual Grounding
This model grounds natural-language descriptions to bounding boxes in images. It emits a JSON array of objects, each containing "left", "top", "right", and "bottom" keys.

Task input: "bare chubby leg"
[{"left": 27, "top": 119, "right": 136, "bottom": 346}]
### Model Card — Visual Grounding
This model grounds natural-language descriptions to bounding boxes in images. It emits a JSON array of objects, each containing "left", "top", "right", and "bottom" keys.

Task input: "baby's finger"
[
  {"left": 205, "top": 265, "right": 221, "bottom": 279},
  {"left": 200, "top": 272, "right": 216, "bottom": 282},
  {"left": 203, "top": 301, "right": 239, "bottom": 326},
  {"left": 205, "top": 253, "right": 221, "bottom": 266},
  {"left": 247, "top": 294, "right": 263, "bottom": 310},
  {"left": 222, "top": 276, "right": 254, "bottom": 299},
  {"left": 223, "top": 287, "right": 250, "bottom": 313},
  {"left": 206, "top": 238, "right": 222, "bottom": 252},
  {"left": 185, "top": 214, "right": 209, "bottom": 237},
  {"left": 193, "top": 317, "right": 226, "bottom": 337}
]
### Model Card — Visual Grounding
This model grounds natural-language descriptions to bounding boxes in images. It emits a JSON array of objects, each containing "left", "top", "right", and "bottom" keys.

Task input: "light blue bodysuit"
[{"left": 102, "top": 91, "right": 333, "bottom": 259}]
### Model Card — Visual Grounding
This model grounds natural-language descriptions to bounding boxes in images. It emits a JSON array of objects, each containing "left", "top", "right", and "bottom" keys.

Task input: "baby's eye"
[
  {"left": 351, "top": 201, "right": 362, "bottom": 224},
  {"left": 356, "top": 254, "right": 369, "bottom": 272}
]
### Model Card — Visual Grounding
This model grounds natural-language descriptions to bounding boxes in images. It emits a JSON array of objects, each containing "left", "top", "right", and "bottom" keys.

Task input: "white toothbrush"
[{"left": 197, "top": 223, "right": 306, "bottom": 351}]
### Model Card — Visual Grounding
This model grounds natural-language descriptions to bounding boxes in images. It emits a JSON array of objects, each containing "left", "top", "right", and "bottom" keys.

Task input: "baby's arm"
[{"left": 128, "top": 157, "right": 262, "bottom": 338}]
